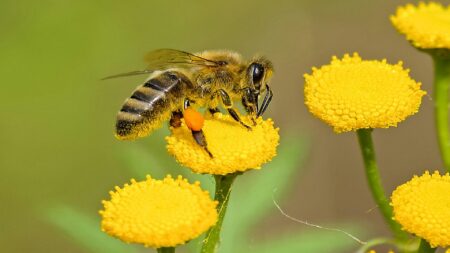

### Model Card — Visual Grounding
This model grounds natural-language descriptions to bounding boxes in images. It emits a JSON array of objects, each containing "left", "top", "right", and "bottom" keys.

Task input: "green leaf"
[
  {"left": 219, "top": 134, "right": 309, "bottom": 253},
  {"left": 116, "top": 124, "right": 217, "bottom": 195},
  {"left": 118, "top": 144, "right": 168, "bottom": 179},
  {"left": 117, "top": 126, "right": 182, "bottom": 178},
  {"left": 184, "top": 236, "right": 206, "bottom": 253},
  {"left": 233, "top": 134, "right": 308, "bottom": 226},
  {"left": 248, "top": 224, "right": 367, "bottom": 253},
  {"left": 44, "top": 205, "right": 140, "bottom": 253}
]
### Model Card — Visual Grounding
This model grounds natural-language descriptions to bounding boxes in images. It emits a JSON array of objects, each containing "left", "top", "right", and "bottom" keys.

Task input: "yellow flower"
[
  {"left": 100, "top": 175, "right": 218, "bottom": 248},
  {"left": 391, "top": 171, "right": 450, "bottom": 248},
  {"left": 391, "top": 2, "right": 450, "bottom": 49},
  {"left": 166, "top": 113, "right": 279, "bottom": 175},
  {"left": 304, "top": 53, "right": 426, "bottom": 133},
  {"left": 366, "top": 250, "right": 395, "bottom": 253}
]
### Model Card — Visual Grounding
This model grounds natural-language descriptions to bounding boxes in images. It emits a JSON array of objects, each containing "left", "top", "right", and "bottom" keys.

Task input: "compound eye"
[{"left": 251, "top": 63, "right": 264, "bottom": 84}]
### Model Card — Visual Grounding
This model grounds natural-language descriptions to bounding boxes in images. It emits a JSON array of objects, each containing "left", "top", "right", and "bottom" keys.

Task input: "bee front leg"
[
  {"left": 241, "top": 88, "right": 258, "bottom": 125},
  {"left": 217, "top": 89, "right": 251, "bottom": 129}
]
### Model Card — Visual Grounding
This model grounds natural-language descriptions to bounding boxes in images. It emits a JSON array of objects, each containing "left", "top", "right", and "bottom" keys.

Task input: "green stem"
[
  {"left": 157, "top": 247, "right": 175, "bottom": 253},
  {"left": 201, "top": 173, "right": 238, "bottom": 253},
  {"left": 417, "top": 239, "right": 435, "bottom": 253},
  {"left": 356, "top": 129, "right": 408, "bottom": 241},
  {"left": 433, "top": 55, "right": 450, "bottom": 173},
  {"left": 356, "top": 237, "right": 395, "bottom": 253},
  {"left": 357, "top": 237, "right": 420, "bottom": 253}
]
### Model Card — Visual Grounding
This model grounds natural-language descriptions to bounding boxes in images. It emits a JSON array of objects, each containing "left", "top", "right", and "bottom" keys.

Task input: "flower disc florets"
[
  {"left": 391, "top": 2, "right": 450, "bottom": 50},
  {"left": 391, "top": 171, "right": 450, "bottom": 248},
  {"left": 304, "top": 53, "right": 426, "bottom": 133},
  {"left": 100, "top": 175, "right": 218, "bottom": 248},
  {"left": 166, "top": 113, "right": 279, "bottom": 175}
]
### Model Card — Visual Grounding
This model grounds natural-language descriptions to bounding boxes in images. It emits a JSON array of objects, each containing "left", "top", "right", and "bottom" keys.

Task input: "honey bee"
[{"left": 104, "top": 49, "right": 274, "bottom": 156}]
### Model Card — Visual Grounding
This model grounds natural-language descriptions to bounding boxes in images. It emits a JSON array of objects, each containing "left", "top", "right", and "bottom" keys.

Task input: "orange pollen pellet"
[{"left": 184, "top": 108, "right": 204, "bottom": 131}]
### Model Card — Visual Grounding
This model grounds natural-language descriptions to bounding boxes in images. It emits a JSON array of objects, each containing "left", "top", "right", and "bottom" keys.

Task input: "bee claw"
[
  {"left": 208, "top": 108, "right": 220, "bottom": 116},
  {"left": 206, "top": 149, "right": 214, "bottom": 158},
  {"left": 241, "top": 123, "right": 252, "bottom": 130}
]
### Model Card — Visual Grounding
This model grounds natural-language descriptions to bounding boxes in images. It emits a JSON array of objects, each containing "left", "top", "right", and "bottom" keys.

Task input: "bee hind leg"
[
  {"left": 192, "top": 130, "right": 213, "bottom": 158},
  {"left": 180, "top": 99, "right": 214, "bottom": 158}
]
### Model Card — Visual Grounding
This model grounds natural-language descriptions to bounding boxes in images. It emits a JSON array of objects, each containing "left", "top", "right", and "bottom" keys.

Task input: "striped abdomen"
[{"left": 116, "top": 71, "right": 190, "bottom": 140}]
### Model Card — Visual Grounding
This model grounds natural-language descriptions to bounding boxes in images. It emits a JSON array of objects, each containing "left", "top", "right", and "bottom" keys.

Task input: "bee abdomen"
[
  {"left": 120, "top": 97, "right": 151, "bottom": 114},
  {"left": 143, "top": 77, "right": 169, "bottom": 92},
  {"left": 115, "top": 71, "right": 189, "bottom": 140}
]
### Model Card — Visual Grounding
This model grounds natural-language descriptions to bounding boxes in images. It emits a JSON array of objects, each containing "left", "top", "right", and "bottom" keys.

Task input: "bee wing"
[
  {"left": 102, "top": 49, "right": 219, "bottom": 80},
  {"left": 144, "top": 49, "right": 220, "bottom": 68},
  {"left": 101, "top": 70, "right": 154, "bottom": 80}
]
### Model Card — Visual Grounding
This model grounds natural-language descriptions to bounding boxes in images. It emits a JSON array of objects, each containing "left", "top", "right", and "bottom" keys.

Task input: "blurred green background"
[{"left": 1, "top": 0, "right": 447, "bottom": 252}]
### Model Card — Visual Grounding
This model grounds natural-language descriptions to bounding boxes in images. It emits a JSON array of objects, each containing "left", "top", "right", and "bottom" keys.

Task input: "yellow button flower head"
[
  {"left": 304, "top": 53, "right": 426, "bottom": 133},
  {"left": 391, "top": 171, "right": 450, "bottom": 248},
  {"left": 166, "top": 113, "right": 279, "bottom": 175},
  {"left": 391, "top": 2, "right": 450, "bottom": 49},
  {"left": 100, "top": 175, "right": 218, "bottom": 248}
]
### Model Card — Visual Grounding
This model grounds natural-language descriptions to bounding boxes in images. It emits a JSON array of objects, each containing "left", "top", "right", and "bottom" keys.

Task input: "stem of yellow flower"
[
  {"left": 201, "top": 173, "right": 238, "bottom": 253},
  {"left": 356, "top": 129, "right": 408, "bottom": 241},
  {"left": 432, "top": 55, "right": 450, "bottom": 173},
  {"left": 157, "top": 247, "right": 175, "bottom": 253},
  {"left": 417, "top": 239, "right": 435, "bottom": 253}
]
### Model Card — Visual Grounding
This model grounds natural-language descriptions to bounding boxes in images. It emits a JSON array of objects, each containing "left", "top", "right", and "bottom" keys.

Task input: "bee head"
[{"left": 247, "top": 57, "right": 273, "bottom": 93}]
